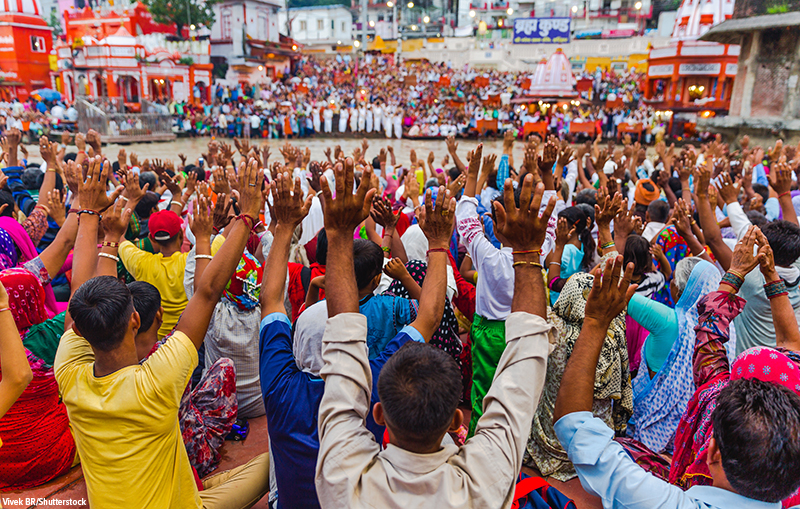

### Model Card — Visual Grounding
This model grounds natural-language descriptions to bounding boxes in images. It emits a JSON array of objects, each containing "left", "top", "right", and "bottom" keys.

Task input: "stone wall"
[{"left": 751, "top": 28, "right": 798, "bottom": 117}]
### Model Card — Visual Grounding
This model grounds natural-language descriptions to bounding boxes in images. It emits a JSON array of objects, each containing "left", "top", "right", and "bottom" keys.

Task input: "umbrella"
[{"left": 31, "top": 88, "right": 62, "bottom": 102}]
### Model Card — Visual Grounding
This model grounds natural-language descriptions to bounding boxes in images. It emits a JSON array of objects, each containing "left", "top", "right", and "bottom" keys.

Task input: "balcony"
[{"left": 470, "top": 1, "right": 509, "bottom": 10}]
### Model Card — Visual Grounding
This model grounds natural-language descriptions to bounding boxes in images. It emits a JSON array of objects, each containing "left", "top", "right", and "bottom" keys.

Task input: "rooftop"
[{"left": 700, "top": 11, "right": 800, "bottom": 44}]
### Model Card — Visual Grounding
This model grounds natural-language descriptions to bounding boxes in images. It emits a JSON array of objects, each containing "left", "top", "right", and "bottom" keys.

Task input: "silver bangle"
[
  {"left": 195, "top": 254, "right": 214, "bottom": 260},
  {"left": 98, "top": 252, "right": 120, "bottom": 263}
]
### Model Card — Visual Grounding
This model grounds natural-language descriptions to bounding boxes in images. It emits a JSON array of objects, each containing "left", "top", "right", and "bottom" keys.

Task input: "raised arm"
[
  {"left": 494, "top": 175, "right": 556, "bottom": 318},
  {"left": 189, "top": 194, "right": 214, "bottom": 294},
  {"left": 37, "top": 137, "right": 60, "bottom": 211},
  {"left": 260, "top": 172, "right": 313, "bottom": 318},
  {"left": 176, "top": 159, "right": 264, "bottom": 349},
  {"left": 0, "top": 282, "right": 32, "bottom": 419},
  {"left": 446, "top": 136, "right": 466, "bottom": 174},
  {"left": 755, "top": 228, "right": 800, "bottom": 351},
  {"left": 322, "top": 157, "right": 376, "bottom": 317},
  {"left": 672, "top": 198, "right": 713, "bottom": 263},
  {"left": 409, "top": 186, "right": 456, "bottom": 341},
  {"left": 554, "top": 256, "right": 636, "bottom": 422},
  {"left": 64, "top": 157, "right": 123, "bottom": 331},
  {"left": 695, "top": 161, "right": 732, "bottom": 270},
  {"left": 768, "top": 161, "right": 798, "bottom": 226},
  {"left": 463, "top": 143, "right": 483, "bottom": 198}
]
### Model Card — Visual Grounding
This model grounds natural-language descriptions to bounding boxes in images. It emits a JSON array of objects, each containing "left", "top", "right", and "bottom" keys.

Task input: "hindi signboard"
[{"left": 513, "top": 17, "right": 571, "bottom": 44}]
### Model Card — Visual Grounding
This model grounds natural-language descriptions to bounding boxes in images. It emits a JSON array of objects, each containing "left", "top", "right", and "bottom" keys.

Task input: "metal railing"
[{"left": 76, "top": 99, "right": 174, "bottom": 142}]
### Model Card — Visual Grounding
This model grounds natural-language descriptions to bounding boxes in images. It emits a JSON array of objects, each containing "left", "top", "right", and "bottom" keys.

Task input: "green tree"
[
  {"left": 142, "top": 0, "right": 221, "bottom": 35},
  {"left": 48, "top": 7, "right": 64, "bottom": 39}
]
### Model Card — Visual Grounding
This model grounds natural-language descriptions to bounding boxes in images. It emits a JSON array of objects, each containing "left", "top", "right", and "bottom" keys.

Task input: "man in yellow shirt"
[
  {"left": 119, "top": 209, "right": 188, "bottom": 338},
  {"left": 54, "top": 158, "right": 269, "bottom": 509}
]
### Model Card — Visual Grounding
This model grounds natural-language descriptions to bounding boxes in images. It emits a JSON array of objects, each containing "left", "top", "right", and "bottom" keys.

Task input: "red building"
[
  {"left": 644, "top": 0, "right": 738, "bottom": 115},
  {"left": 62, "top": 1, "right": 180, "bottom": 41},
  {"left": 0, "top": 0, "right": 53, "bottom": 100},
  {"left": 53, "top": 26, "right": 213, "bottom": 105}
]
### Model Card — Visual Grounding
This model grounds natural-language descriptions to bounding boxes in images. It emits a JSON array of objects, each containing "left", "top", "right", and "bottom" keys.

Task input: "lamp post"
[
  {"left": 634, "top": 1, "right": 642, "bottom": 34},
  {"left": 387, "top": 1, "right": 397, "bottom": 39}
]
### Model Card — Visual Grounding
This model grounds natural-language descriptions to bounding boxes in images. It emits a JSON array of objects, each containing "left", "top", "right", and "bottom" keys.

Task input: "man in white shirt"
[
  {"left": 315, "top": 160, "right": 555, "bottom": 509},
  {"left": 455, "top": 143, "right": 562, "bottom": 435}
]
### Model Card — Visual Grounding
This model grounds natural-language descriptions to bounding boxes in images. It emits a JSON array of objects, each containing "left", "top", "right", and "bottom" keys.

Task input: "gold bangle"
[{"left": 513, "top": 261, "right": 543, "bottom": 269}]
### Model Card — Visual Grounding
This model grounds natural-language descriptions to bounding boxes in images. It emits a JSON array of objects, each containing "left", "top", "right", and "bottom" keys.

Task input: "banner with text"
[{"left": 513, "top": 17, "right": 571, "bottom": 44}]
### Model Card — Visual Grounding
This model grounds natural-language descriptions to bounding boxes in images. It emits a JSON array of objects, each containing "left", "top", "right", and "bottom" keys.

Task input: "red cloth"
[
  {"left": 0, "top": 355, "right": 76, "bottom": 490},
  {"left": 448, "top": 253, "right": 475, "bottom": 323},
  {"left": 0, "top": 268, "right": 76, "bottom": 490},
  {"left": 395, "top": 212, "right": 410, "bottom": 238},
  {"left": 287, "top": 262, "right": 326, "bottom": 321}
]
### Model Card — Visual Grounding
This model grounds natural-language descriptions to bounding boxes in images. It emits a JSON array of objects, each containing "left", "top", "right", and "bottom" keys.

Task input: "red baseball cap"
[{"left": 148, "top": 210, "right": 182, "bottom": 242}]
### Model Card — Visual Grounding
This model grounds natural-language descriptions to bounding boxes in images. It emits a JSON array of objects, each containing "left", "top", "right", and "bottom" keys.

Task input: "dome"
[
  {"left": 0, "top": 0, "right": 42, "bottom": 15},
  {"left": 99, "top": 26, "right": 136, "bottom": 46},
  {"left": 530, "top": 49, "right": 577, "bottom": 97},
  {"left": 671, "top": 0, "right": 735, "bottom": 41}
]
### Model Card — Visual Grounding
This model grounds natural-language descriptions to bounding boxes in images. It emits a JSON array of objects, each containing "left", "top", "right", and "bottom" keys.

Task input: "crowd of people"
[
  {"left": 1, "top": 56, "right": 663, "bottom": 144},
  {"left": 2, "top": 121, "right": 800, "bottom": 509}
]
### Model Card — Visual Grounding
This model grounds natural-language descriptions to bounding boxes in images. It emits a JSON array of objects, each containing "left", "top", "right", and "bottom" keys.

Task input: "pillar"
[{"left": 739, "top": 30, "right": 760, "bottom": 118}]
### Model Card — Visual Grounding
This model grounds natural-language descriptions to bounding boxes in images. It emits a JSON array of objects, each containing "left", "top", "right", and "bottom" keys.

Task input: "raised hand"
[
  {"left": 672, "top": 198, "right": 693, "bottom": 238},
  {"left": 234, "top": 137, "right": 252, "bottom": 157},
  {"left": 39, "top": 135, "right": 56, "bottom": 165},
  {"left": 320, "top": 157, "right": 376, "bottom": 233},
  {"left": 212, "top": 193, "right": 233, "bottom": 232},
  {"left": 74, "top": 132, "right": 86, "bottom": 152},
  {"left": 493, "top": 174, "right": 556, "bottom": 252},
  {"left": 555, "top": 217, "right": 575, "bottom": 247},
  {"left": 769, "top": 161, "right": 794, "bottom": 196},
  {"left": 270, "top": 170, "right": 313, "bottom": 229},
  {"left": 584, "top": 256, "right": 636, "bottom": 326},
  {"left": 592, "top": 148, "right": 609, "bottom": 174},
  {"left": 614, "top": 203, "right": 642, "bottom": 238},
  {"left": 540, "top": 140, "right": 558, "bottom": 173},
  {"left": 446, "top": 135, "right": 458, "bottom": 154},
  {"left": 47, "top": 190, "right": 66, "bottom": 227},
  {"left": 729, "top": 225, "right": 762, "bottom": 277},
  {"left": 78, "top": 156, "right": 123, "bottom": 213},
  {"left": 383, "top": 257, "right": 410, "bottom": 281},
  {"left": 595, "top": 187, "right": 622, "bottom": 227},
  {"left": 237, "top": 158, "right": 265, "bottom": 220},
  {"left": 189, "top": 194, "right": 214, "bottom": 240},
  {"left": 102, "top": 197, "right": 133, "bottom": 241},
  {"left": 716, "top": 172, "right": 740, "bottom": 205},
  {"left": 447, "top": 173, "right": 466, "bottom": 196},
  {"left": 482, "top": 153, "right": 497, "bottom": 175},
  {"left": 521, "top": 146, "right": 542, "bottom": 185},
  {"left": 178, "top": 153, "right": 187, "bottom": 167},
  {"left": 121, "top": 171, "right": 149, "bottom": 204},
  {"left": 211, "top": 166, "right": 231, "bottom": 195},
  {"left": 403, "top": 171, "right": 420, "bottom": 202},
  {"left": 557, "top": 146, "right": 575, "bottom": 168},
  {"left": 86, "top": 129, "right": 102, "bottom": 153},
  {"left": 307, "top": 161, "right": 324, "bottom": 193},
  {"left": 418, "top": 186, "right": 456, "bottom": 249},
  {"left": 370, "top": 195, "right": 400, "bottom": 229}
]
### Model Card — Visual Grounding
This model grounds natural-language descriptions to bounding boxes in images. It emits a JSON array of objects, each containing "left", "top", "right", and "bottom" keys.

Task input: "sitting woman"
[
  {"left": 623, "top": 234, "right": 672, "bottom": 374},
  {"left": 525, "top": 267, "right": 633, "bottom": 481},
  {"left": 670, "top": 227, "right": 800, "bottom": 507},
  {"left": 0, "top": 268, "right": 76, "bottom": 491},
  {"left": 627, "top": 256, "right": 722, "bottom": 454}
]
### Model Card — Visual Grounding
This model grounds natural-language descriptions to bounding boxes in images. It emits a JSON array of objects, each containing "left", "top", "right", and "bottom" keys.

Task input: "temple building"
[
  {"left": 52, "top": 26, "right": 213, "bottom": 105},
  {"left": 0, "top": 0, "right": 53, "bottom": 99},
  {"left": 529, "top": 49, "right": 577, "bottom": 98},
  {"left": 643, "top": 0, "right": 738, "bottom": 122}
]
